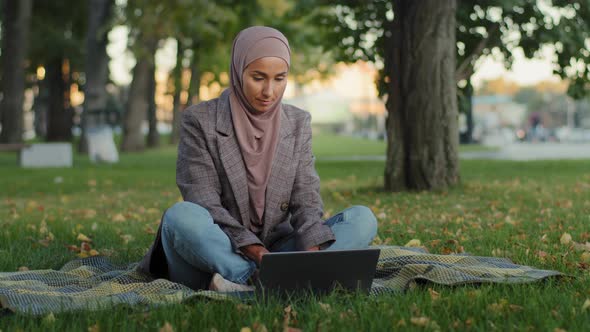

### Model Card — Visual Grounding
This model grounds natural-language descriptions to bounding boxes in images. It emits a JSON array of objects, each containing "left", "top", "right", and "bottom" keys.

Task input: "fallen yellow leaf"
[
  {"left": 582, "top": 299, "right": 590, "bottom": 311},
  {"left": 88, "top": 323, "right": 100, "bottom": 332},
  {"left": 159, "top": 322, "right": 174, "bottom": 332},
  {"left": 428, "top": 288, "right": 441, "bottom": 301},
  {"left": 318, "top": 302, "right": 332, "bottom": 312},
  {"left": 405, "top": 239, "right": 421, "bottom": 247},
  {"left": 77, "top": 233, "right": 92, "bottom": 242},
  {"left": 560, "top": 232, "right": 572, "bottom": 245},
  {"left": 42, "top": 312, "right": 56, "bottom": 324},
  {"left": 112, "top": 213, "right": 126, "bottom": 222},
  {"left": 410, "top": 316, "right": 430, "bottom": 327}
]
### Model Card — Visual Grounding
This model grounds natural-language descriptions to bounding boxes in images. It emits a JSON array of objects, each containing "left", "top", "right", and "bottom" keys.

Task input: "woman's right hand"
[{"left": 240, "top": 244, "right": 269, "bottom": 265}]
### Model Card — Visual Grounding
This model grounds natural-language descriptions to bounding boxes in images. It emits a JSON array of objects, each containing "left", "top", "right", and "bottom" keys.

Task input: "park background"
[{"left": 1, "top": 0, "right": 590, "bottom": 331}]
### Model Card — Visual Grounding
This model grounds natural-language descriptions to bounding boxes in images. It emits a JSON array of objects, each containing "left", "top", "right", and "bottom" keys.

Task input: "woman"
[{"left": 138, "top": 26, "right": 378, "bottom": 291}]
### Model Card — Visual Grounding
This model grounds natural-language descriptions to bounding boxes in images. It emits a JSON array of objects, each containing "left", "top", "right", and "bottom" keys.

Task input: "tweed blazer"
[{"left": 138, "top": 90, "right": 335, "bottom": 278}]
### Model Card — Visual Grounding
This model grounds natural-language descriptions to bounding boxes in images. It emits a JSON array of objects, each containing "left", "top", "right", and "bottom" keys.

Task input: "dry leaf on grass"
[
  {"left": 410, "top": 316, "right": 430, "bottom": 327},
  {"left": 42, "top": 312, "right": 56, "bottom": 324},
  {"left": 77, "top": 233, "right": 92, "bottom": 242},
  {"left": 560, "top": 232, "right": 572, "bottom": 245},
  {"left": 88, "top": 323, "right": 100, "bottom": 332},
  {"left": 112, "top": 213, "right": 126, "bottom": 222},
  {"left": 159, "top": 322, "right": 174, "bottom": 332},
  {"left": 405, "top": 239, "right": 422, "bottom": 247},
  {"left": 428, "top": 288, "right": 441, "bottom": 301}
]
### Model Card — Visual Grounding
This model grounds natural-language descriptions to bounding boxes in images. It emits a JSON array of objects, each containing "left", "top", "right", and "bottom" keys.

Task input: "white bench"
[{"left": 19, "top": 143, "right": 73, "bottom": 168}]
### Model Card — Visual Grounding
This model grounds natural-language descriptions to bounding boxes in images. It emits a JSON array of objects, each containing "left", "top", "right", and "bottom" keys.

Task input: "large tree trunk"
[
  {"left": 79, "top": 0, "right": 113, "bottom": 153},
  {"left": 46, "top": 57, "right": 73, "bottom": 142},
  {"left": 121, "top": 42, "right": 156, "bottom": 152},
  {"left": 384, "top": 0, "right": 459, "bottom": 191},
  {"left": 146, "top": 60, "right": 159, "bottom": 148},
  {"left": 0, "top": 0, "right": 33, "bottom": 143}
]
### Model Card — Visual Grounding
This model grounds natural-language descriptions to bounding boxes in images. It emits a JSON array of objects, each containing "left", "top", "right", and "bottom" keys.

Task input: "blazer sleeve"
[
  {"left": 288, "top": 113, "right": 335, "bottom": 250},
  {"left": 176, "top": 107, "right": 263, "bottom": 249}
]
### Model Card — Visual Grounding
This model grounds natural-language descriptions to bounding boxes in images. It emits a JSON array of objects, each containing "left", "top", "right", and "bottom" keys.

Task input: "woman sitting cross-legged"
[{"left": 138, "top": 26, "right": 378, "bottom": 291}]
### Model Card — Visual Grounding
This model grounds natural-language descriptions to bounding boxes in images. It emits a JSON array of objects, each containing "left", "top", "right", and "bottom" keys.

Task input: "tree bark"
[
  {"left": 384, "top": 0, "right": 459, "bottom": 191},
  {"left": 459, "top": 78, "right": 474, "bottom": 144},
  {"left": 121, "top": 41, "right": 156, "bottom": 152},
  {"left": 146, "top": 60, "right": 159, "bottom": 147},
  {"left": 33, "top": 77, "right": 50, "bottom": 139},
  {"left": 186, "top": 52, "right": 201, "bottom": 107},
  {"left": 0, "top": 0, "right": 33, "bottom": 143},
  {"left": 169, "top": 42, "right": 184, "bottom": 145},
  {"left": 79, "top": 0, "right": 113, "bottom": 153},
  {"left": 46, "top": 57, "right": 73, "bottom": 142}
]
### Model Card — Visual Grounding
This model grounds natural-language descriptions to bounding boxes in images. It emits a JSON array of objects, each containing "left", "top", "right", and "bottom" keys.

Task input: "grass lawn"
[
  {"left": 0, "top": 137, "right": 589, "bottom": 331},
  {"left": 312, "top": 133, "right": 496, "bottom": 157}
]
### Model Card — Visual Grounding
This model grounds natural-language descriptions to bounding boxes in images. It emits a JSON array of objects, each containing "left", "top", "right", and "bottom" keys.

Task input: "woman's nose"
[{"left": 261, "top": 81, "right": 272, "bottom": 97}]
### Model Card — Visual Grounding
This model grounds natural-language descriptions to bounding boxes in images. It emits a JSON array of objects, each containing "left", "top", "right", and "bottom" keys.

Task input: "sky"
[{"left": 107, "top": 26, "right": 563, "bottom": 91}]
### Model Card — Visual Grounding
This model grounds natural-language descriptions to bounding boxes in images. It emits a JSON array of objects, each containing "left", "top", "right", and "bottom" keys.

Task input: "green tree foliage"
[{"left": 309, "top": 0, "right": 590, "bottom": 99}]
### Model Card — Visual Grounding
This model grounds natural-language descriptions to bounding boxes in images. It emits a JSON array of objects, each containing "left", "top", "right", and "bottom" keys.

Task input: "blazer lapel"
[
  {"left": 216, "top": 90, "right": 251, "bottom": 228},
  {"left": 262, "top": 108, "right": 295, "bottom": 236}
]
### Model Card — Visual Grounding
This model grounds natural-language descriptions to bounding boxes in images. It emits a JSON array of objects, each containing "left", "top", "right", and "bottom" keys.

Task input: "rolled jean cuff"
[{"left": 233, "top": 259, "right": 257, "bottom": 284}]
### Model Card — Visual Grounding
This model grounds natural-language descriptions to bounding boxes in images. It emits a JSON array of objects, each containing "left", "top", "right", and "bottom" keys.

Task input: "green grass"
[
  {"left": 312, "top": 133, "right": 496, "bottom": 157},
  {"left": 1, "top": 139, "right": 589, "bottom": 331}
]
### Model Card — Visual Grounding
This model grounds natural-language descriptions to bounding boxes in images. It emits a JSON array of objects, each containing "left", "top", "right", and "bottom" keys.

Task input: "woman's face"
[{"left": 242, "top": 56, "right": 289, "bottom": 112}]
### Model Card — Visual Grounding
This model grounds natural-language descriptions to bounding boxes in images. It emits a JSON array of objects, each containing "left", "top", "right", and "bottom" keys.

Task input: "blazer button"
[{"left": 280, "top": 202, "right": 289, "bottom": 211}]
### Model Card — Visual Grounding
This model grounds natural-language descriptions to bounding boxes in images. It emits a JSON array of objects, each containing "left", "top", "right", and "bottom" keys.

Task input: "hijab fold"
[{"left": 229, "top": 26, "right": 291, "bottom": 233}]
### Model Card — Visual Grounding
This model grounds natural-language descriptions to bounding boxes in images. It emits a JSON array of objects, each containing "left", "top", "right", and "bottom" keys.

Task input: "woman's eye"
[
  {"left": 275, "top": 77, "right": 285, "bottom": 82},
  {"left": 253, "top": 77, "right": 264, "bottom": 81}
]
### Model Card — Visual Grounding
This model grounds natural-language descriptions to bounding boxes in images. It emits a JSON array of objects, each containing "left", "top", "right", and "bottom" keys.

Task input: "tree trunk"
[
  {"left": 186, "top": 52, "right": 200, "bottom": 107},
  {"left": 169, "top": 42, "right": 185, "bottom": 145},
  {"left": 46, "top": 57, "right": 73, "bottom": 142},
  {"left": 459, "top": 78, "right": 474, "bottom": 144},
  {"left": 79, "top": 0, "right": 113, "bottom": 153},
  {"left": 146, "top": 60, "right": 159, "bottom": 147},
  {"left": 0, "top": 0, "right": 33, "bottom": 143},
  {"left": 121, "top": 42, "right": 156, "bottom": 151},
  {"left": 33, "top": 77, "right": 50, "bottom": 139},
  {"left": 384, "top": 0, "right": 459, "bottom": 191}
]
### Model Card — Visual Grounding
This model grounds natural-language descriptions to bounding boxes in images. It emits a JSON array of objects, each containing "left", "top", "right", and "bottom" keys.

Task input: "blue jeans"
[{"left": 161, "top": 201, "right": 378, "bottom": 290}]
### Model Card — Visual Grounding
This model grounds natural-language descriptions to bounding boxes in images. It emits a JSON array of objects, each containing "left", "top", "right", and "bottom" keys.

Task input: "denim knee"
[
  {"left": 163, "top": 201, "right": 213, "bottom": 243},
  {"left": 346, "top": 205, "right": 378, "bottom": 241}
]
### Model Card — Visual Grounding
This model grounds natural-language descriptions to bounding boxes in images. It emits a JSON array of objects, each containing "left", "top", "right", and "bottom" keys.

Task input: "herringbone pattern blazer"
[{"left": 138, "top": 90, "right": 334, "bottom": 277}]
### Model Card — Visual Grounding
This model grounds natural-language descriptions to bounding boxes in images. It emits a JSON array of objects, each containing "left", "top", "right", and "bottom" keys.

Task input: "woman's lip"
[{"left": 258, "top": 99, "right": 272, "bottom": 105}]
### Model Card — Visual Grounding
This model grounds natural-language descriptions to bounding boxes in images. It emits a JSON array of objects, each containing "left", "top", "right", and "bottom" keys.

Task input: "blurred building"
[
  {"left": 472, "top": 95, "right": 527, "bottom": 145},
  {"left": 284, "top": 61, "right": 387, "bottom": 138}
]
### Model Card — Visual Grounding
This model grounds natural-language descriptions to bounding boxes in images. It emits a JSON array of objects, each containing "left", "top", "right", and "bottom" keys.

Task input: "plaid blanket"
[{"left": 0, "top": 246, "right": 561, "bottom": 315}]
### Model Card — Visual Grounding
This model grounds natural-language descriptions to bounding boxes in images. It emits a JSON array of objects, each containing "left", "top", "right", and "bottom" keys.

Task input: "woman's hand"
[
  {"left": 240, "top": 244, "right": 269, "bottom": 265},
  {"left": 306, "top": 246, "right": 320, "bottom": 251}
]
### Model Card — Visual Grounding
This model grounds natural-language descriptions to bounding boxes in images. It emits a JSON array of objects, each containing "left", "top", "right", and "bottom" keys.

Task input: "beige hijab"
[{"left": 229, "top": 26, "right": 291, "bottom": 232}]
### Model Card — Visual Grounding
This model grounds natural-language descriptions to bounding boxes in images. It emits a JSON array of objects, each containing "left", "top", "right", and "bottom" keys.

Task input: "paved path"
[{"left": 318, "top": 143, "right": 590, "bottom": 162}]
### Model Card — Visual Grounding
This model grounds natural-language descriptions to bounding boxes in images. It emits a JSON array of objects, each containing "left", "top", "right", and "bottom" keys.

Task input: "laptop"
[{"left": 256, "top": 248, "right": 380, "bottom": 297}]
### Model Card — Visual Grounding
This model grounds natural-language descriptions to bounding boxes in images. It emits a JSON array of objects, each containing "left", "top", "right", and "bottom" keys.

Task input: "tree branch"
[{"left": 455, "top": 22, "right": 500, "bottom": 82}]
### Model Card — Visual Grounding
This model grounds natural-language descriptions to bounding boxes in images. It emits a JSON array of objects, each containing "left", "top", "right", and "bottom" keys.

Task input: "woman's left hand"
[{"left": 306, "top": 246, "right": 320, "bottom": 251}]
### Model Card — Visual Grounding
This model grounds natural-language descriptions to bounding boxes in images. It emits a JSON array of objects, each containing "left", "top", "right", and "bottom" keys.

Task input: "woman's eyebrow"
[{"left": 250, "top": 70, "right": 288, "bottom": 76}]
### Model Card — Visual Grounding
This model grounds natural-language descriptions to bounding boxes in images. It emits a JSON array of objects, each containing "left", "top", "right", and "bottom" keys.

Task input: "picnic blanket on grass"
[{"left": 0, "top": 246, "right": 562, "bottom": 316}]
